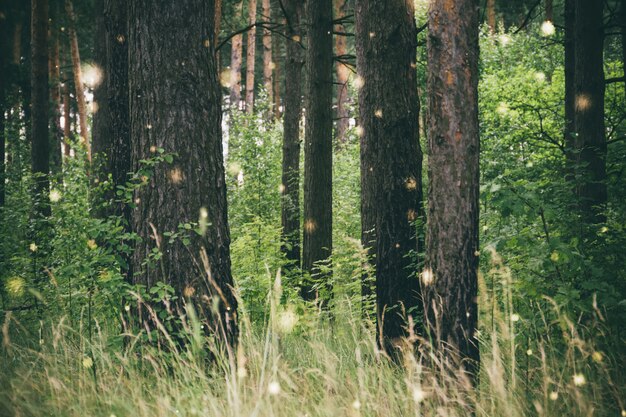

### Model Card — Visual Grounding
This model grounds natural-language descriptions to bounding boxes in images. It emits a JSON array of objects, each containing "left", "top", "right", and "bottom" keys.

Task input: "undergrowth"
[{"left": 0, "top": 268, "right": 623, "bottom": 417}]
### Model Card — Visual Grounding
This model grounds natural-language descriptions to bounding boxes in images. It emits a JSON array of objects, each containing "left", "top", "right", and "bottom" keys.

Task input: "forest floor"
[{"left": 0, "top": 293, "right": 623, "bottom": 417}]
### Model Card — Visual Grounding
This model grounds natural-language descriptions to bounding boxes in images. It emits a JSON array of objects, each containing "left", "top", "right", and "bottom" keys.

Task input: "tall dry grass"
[{"left": 0, "top": 267, "right": 623, "bottom": 417}]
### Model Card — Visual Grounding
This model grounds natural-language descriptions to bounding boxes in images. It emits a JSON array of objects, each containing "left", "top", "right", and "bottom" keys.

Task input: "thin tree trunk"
[
  {"left": 545, "top": 0, "right": 553, "bottom": 21},
  {"left": 0, "top": 79, "right": 4, "bottom": 211},
  {"left": 302, "top": 0, "right": 333, "bottom": 303},
  {"left": 49, "top": 0, "right": 62, "bottom": 174},
  {"left": 129, "top": 0, "right": 237, "bottom": 346},
  {"left": 281, "top": 0, "right": 304, "bottom": 274},
  {"left": 21, "top": 12, "right": 32, "bottom": 160},
  {"left": 65, "top": 0, "right": 90, "bottom": 161},
  {"left": 245, "top": 0, "right": 257, "bottom": 113},
  {"left": 31, "top": 0, "right": 51, "bottom": 219},
  {"left": 215, "top": 0, "right": 222, "bottom": 45},
  {"left": 215, "top": 0, "right": 222, "bottom": 70},
  {"left": 0, "top": 2, "right": 8, "bottom": 209},
  {"left": 356, "top": 0, "right": 424, "bottom": 354},
  {"left": 262, "top": 0, "right": 273, "bottom": 105},
  {"left": 230, "top": 1, "right": 244, "bottom": 109},
  {"left": 487, "top": 0, "right": 496, "bottom": 33},
  {"left": 334, "top": 0, "right": 349, "bottom": 144},
  {"left": 621, "top": 0, "right": 626, "bottom": 92},
  {"left": 13, "top": 22, "right": 22, "bottom": 66},
  {"left": 564, "top": 0, "right": 576, "bottom": 183},
  {"left": 273, "top": 17, "right": 283, "bottom": 119},
  {"left": 62, "top": 77, "right": 71, "bottom": 156},
  {"left": 573, "top": 0, "right": 606, "bottom": 226},
  {"left": 424, "top": 0, "right": 481, "bottom": 381}
]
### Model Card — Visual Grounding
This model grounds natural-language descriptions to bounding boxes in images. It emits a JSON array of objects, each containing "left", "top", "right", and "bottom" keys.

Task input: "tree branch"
[{"left": 513, "top": 0, "right": 542, "bottom": 34}]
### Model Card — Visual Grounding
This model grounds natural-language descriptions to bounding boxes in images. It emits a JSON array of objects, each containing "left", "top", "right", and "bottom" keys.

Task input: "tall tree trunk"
[
  {"left": 272, "top": 17, "right": 283, "bottom": 119},
  {"left": 334, "top": 0, "right": 350, "bottom": 144},
  {"left": 281, "top": 0, "right": 303, "bottom": 274},
  {"left": 280, "top": 0, "right": 303, "bottom": 273},
  {"left": 31, "top": 0, "right": 51, "bottom": 219},
  {"left": 13, "top": 21, "right": 22, "bottom": 66},
  {"left": 302, "top": 0, "right": 333, "bottom": 303},
  {"left": 64, "top": 0, "right": 89, "bottom": 161},
  {"left": 230, "top": 1, "right": 244, "bottom": 109},
  {"left": 0, "top": 1, "right": 8, "bottom": 210},
  {"left": 487, "top": 0, "right": 496, "bottom": 33},
  {"left": 424, "top": 0, "right": 480, "bottom": 380},
  {"left": 262, "top": 0, "right": 273, "bottom": 105},
  {"left": 0, "top": 72, "right": 4, "bottom": 211},
  {"left": 21, "top": 10, "right": 32, "bottom": 161},
  {"left": 215, "top": 0, "right": 222, "bottom": 48},
  {"left": 48, "top": 0, "right": 62, "bottom": 174},
  {"left": 573, "top": 0, "right": 606, "bottom": 226},
  {"left": 564, "top": 0, "right": 575, "bottom": 157},
  {"left": 92, "top": 0, "right": 130, "bottom": 231},
  {"left": 62, "top": 76, "right": 71, "bottom": 156},
  {"left": 356, "top": 0, "right": 423, "bottom": 354},
  {"left": 129, "top": 0, "right": 237, "bottom": 345},
  {"left": 245, "top": 0, "right": 257, "bottom": 113},
  {"left": 620, "top": 0, "right": 626, "bottom": 90},
  {"left": 563, "top": 0, "right": 578, "bottom": 222}
]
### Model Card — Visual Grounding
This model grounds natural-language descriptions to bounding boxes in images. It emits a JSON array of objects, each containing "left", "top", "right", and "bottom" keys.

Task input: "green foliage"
[
  {"left": 1, "top": 282, "right": 624, "bottom": 417},
  {"left": 478, "top": 24, "right": 626, "bottom": 354},
  {"left": 1, "top": 15, "right": 625, "bottom": 417}
]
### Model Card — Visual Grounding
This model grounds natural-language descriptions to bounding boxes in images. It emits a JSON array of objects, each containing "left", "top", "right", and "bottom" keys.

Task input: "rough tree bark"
[
  {"left": 245, "top": 0, "right": 257, "bottom": 112},
  {"left": 230, "top": 1, "right": 244, "bottom": 109},
  {"left": 302, "top": 0, "right": 333, "bottom": 302},
  {"left": 31, "top": 0, "right": 51, "bottom": 219},
  {"left": 424, "top": 0, "right": 481, "bottom": 380},
  {"left": 356, "top": 0, "right": 424, "bottom": 354},
  {"left": 129, "top": 0, "right": 237, "bottom": 345},
  {"left": 280, "top": 0, "right": 304, "bottom": 274},
  {"left": 262, "top": 0, "right": 273, "bottom": 105},
  {"left": 65, "top": 0, "right": 90, "bottom": 161},
  {"left": 572, "top": 0, "right": 606, "bottom": 226},
  {"left": 92, "top": 0, "right": 130, "bottom": 231},
  {"left": 334, "top": 0, "right": 350, "bottom": 144}
]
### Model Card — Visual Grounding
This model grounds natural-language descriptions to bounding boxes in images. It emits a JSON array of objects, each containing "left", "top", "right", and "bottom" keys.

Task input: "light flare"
[{"left": 541, "top": 20, "right": 555, "bottom": 36}]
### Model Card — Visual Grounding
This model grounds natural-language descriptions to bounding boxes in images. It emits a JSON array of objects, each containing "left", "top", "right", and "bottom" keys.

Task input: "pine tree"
[
  {"left": 355, "top": 0, "right": 424, "bottom": 354},
  {"left": 129, "top": 0, "right": 238, "bottom": 345},
  {"left": 302, "top": 0, "right": 333, "bottom": 303},
  {"left": 573, "top": 0, "right": 606, "bottom": 227},
  {"left": 280, "top": 0, "right": 304, "bottom": 272},
  {"left": 424, "top": 0, "right": 481, "bottom": 380},
  {"left": 31, "top": 0, "right": 51, "bottom": 219}
]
